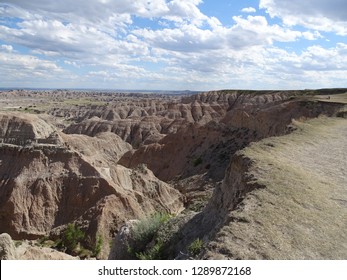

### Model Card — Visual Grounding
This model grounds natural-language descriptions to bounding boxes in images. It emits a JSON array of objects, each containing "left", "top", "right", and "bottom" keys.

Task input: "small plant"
[
  {"left": 135, "top": 241, "right": 164, "bottom": 260},
  {"left": 14, "top": 240, "right": 23, "bottom": 248},
  {"left": 93, "top": 235, "right": 103, "bottom": 257},
  {"left": 133, "top": 212, "right": 171, "bottom": 245},
  {"left": 129, "top": 212, "right": 172, "bottom": 259},
  {"left": 188, "top": 238, "right": 203, "bottom": 256},
  {"left": 37, "top": 236, "right": 50, "bottom": 246},
  {"left": 78, "top": 248, "right": 93, "bottom": 259},
  {"left": 58, "top": 223, "right": 85, "bottom": 254}
]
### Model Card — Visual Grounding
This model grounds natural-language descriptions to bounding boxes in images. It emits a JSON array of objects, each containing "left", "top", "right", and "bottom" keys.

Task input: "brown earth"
[
  {"left": 0, "top": 112, "right": 183, "bottom": 258},
  {"left": 0, "top": 88, "right": 346, "bottom": 259}
]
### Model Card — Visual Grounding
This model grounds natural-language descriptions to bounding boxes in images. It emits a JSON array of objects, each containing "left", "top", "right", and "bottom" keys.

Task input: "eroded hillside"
[
  {"left": 0, "top": 88, "right": 346, "bottom": 259},
  {"left": 203, "top": 117, "right": 347, "bottom": 259}
]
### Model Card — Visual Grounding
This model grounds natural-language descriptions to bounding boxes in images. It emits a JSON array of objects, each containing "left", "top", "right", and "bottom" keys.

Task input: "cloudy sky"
[{"left": 0, "top": 0, "right": 346, "bottom": 90}]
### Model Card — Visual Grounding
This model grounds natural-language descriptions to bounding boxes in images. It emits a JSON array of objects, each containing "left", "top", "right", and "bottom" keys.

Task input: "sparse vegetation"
[
  {"left": 14, "top": 240, "right": 23, "bottom": 247},
  {"left": 132, "top": 212, "right": 171, "bottom": 245},
  {"left": 93, "top": 235, "right": 103, "bottom": 258},
  {"left": 130, "top": 212, "right": 172, "bottom": 260},
  {"left": 56, "top": 223, "right": 85, "bottom": 254},
  {"left": 207, "top": 117, "right": 347, "bottom": 259},
  {"left": 135, "top": 241, "right": 164, "bottom": 260},
  {"left": 187, "top": 238, "right": 203, "bottom": 256}
]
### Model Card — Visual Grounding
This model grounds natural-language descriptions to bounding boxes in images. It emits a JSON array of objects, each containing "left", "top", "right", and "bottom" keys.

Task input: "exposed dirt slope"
[
  {"left": 0, "top": 113, "right": 183, "bottom": 258},
  {"left": 1, "top": 89, "right": 346, "bottom": 260},
  {"left": 119, "top": 99, "right": 342, "bottom": 182},
  {"left": 203, "top": 117, "right": 347, "bottom": 259},
  {"left": 62, "top": 90, "right": 294, "bottom": 148}
]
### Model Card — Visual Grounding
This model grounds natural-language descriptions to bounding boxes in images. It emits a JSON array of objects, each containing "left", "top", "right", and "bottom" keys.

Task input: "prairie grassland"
[
  {"left": 208, "top": 117, "right": 347, "bottom": 259},
  {"left": 313, "top": 92, "right": 347, "bottom": 104}
]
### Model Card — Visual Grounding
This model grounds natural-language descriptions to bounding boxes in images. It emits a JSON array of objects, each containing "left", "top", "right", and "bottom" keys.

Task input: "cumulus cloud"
[
  {"left": 0, "top": 0, "right": 346, "bottom": 90},
  {"left": 1, "top": 44, "right": 13, "bottom": 52},
  {"left": 0, "top": 48, "right": 64, "bottom": 82},
  {"left": 134, "top": 15, "right": 312, "bottom": 53},
  {"left": 241, "top": 7, "right": 256, "bottom": 13},
  {"left": 0, "top": 0, "right": 210, "bottom": 30},
  {"left": 260, "top": 0, "right": 347, "bottom": 35},
  {"left": 0, "top": 19, "right": 149, "bottom": 66}
]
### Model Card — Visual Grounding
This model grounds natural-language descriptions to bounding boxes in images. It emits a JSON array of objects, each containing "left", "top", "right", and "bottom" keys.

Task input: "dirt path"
[{"left": 205, "top": 117, "right": 347, "bottom": 259}]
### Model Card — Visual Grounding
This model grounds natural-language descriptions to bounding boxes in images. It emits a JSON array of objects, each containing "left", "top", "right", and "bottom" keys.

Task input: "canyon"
[{"left": 0, "top": 88, "right": 346, "bottom": 259}]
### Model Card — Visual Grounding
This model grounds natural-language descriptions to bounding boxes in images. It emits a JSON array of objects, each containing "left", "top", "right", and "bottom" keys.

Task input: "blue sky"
[{"left": 0, "top": 0, "right": 346, "bottom": 90}]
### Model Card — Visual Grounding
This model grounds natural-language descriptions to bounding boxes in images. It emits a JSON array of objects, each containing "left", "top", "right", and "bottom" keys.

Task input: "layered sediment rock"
[
  {"left": 0, "top": 113, "right": 183, "bottom": 258},
  {"left": 0, "top": 89, "right": 345, "bottom": 260}
]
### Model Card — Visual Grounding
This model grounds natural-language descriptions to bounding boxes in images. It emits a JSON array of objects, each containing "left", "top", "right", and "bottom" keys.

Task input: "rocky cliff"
[
  {"left": 0, "top": 113, "right": 183, "bottom": 258},
  {"left": 119, "top": 97, "right": 342, "bottom": 182},
  {"left": 0, "top": 89, "right": 345, "bottom": 260},
  {"left": 201, "top": 117, "right": 347, "bottom": 259}
]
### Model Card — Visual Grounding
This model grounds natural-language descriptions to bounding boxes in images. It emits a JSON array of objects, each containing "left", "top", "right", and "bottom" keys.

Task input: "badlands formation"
[{"left": 0, "top": 89, "right": 346, "bottom": 259}]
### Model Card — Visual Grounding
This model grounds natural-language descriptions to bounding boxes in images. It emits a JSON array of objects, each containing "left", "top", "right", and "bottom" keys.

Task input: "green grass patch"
[{"left": 187, "top": 238, "right": 204, "bottom": 256}]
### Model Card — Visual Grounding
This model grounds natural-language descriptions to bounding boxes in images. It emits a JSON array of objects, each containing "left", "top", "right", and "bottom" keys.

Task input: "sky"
[{"left": 0, "top": 0, "right": 346, "bottom": 91}]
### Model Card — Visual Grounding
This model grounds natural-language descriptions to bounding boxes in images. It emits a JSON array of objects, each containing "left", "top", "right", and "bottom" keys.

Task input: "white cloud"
[
  {"left": 165, "top": 0, "right": 208, "bottom": 25},
  {"left": 64, "top": 60, "right": 80, "bottom": 68},
  {"left": 260, "top": 0, "right": 347, "bottom": 35},
  {"left": 241, "top": 7, "right": 256, "bottom": 13},
  {"left": 133, "top": 15, "right": 308, "bottom": 54},
  {"left": 0, "top": 0, "right": 346, "bottom": 90},
  {"left": 229, "top": 16, "right": 303, "bottom": 46},
  {"left": 1, "top": 44, "right": 13, "bottom": 52},
  {"left": 0, "top": 48, "right": 64, "bottom": 81},
  {"left": 0, "top": 19, "right": 149, "bottom": 66},
  {"left": 0, "top": 0, "right": 208, "bottom": 30}
]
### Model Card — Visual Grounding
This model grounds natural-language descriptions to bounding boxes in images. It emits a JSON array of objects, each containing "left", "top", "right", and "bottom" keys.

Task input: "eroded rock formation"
[
  {"left": 0, "top": 113, "right": 183, "bottom": 258},
  {"left": 0, "top": 89, "right": 345, "bottom": 259}
]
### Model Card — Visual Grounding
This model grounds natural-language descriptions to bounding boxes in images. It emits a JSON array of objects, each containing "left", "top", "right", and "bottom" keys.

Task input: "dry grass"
[
  {"left": 313, "top": 92, "right": 347, "bottom": 104},
  {"left": 207, "top": 117, "right": 347, "bottom": 259}
]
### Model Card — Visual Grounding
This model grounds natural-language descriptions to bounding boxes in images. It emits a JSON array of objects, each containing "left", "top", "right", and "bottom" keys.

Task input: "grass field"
[
  {"left": 313, "top": 92, "right": 347, "bottom": 104},
  {"left": 207, "top": 116, "right": 347, "bottom": 259}
]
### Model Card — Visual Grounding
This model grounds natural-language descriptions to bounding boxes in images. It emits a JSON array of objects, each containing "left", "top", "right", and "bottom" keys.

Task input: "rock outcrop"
[
  {"left": 0, "top": 233, "right": 16, "bottom": 260},
  {"left": 0, "top": 233, "right": 78, "bottom": 260},
  {"left": 16, "top": 240, "right": 79, "bottom": 260},
  {"left": 0, "top": 89, "right": 346, "bottom": 260},
  {"left": 0, "top": 113, "right": 183, "bottom": 258},
  {"left": 119, "top": 99, "right": 343, "bottom": 182},
  {"left": 0, "top": 113, "right": 59, "bottom": 145}
]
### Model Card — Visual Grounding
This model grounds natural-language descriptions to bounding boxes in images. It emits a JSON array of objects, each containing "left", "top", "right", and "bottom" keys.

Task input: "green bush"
[
  {"left": 93, "top": 235, "right": 103, "bottom": 257},
  {"left": 188, "top": 238, "right": 203, "bottom": 256},
  {"left": 133, "top": 212, "right": 171, "bottom": 245},
  {"left": 130, "top": 212, "right": 172, "bottom": 260},
  {"left": 58, "top": 223, "right": 85, "bottom": 254},
  {"left": 135, "top": 241, "right": 164, "bottom": 260}
]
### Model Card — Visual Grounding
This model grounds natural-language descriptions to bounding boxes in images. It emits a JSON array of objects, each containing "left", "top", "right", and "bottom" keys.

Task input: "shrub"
[
  {"left": 93, "top": 235, "right": 103, "bottom": 257},
  {"left": 135, "top": 241, "right": 164, "bottom": 260},
  {"left": 14, "top": 240, "right": 23, "bottom": 248},
  {"left": 130, "top": 212, "right": 172, "bottom": 260},
  {"left": 187, "top": 238, "right": 203, "bottom": 256},
  {"left": 133, "top": 212, "right": 171, "bottom": 245},
  {"left": 58, "top": 223, "right": 85, "bottom": 254}
]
